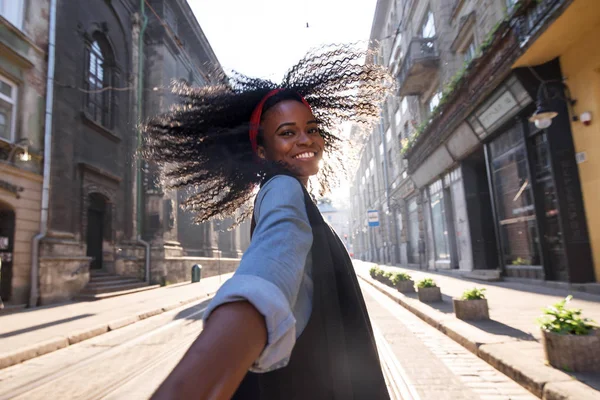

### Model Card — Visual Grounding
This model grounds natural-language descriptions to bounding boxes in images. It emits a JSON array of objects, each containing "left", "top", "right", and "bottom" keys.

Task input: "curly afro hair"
[{"left": 142, "top": 44, "right": 393, "bottom": 226}]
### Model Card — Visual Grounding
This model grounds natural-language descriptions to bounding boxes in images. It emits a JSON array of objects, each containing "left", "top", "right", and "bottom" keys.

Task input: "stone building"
[
  {"left": 351, "top": 0, "right": 597, "bottom": 286},
  {"left": 0, "top": 0, "right": 50, "bottom": 307},
  {"left": 0, "top": 0, "right": 245, "bottom": 307}
]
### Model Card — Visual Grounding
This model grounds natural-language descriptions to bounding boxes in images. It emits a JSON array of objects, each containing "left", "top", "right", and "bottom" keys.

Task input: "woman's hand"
[{"left": 151, "top": 301, "right": 267, "bottom": 400}]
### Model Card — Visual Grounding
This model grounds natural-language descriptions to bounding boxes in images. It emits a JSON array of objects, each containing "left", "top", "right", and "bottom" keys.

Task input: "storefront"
[
  {"left": 468, "top": 68, "right": 594, "bottom": 282},
  {"left": 513, "top": 0, "right": 600, "bottom": 282}
]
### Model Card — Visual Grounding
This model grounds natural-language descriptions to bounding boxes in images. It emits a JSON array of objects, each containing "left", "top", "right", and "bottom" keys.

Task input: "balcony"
[{"left": 396, "top": 37, "right": 440, "bottom": 96}]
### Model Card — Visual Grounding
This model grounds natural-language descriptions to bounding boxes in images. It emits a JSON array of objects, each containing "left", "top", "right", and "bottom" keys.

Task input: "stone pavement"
[
  {"left": 0, "top": 274, "right": 231, "bottom": 370},
  {"left": 363, "top": 281, "right": 537, "bottom": 400},
  {"left": 355, "top": 260, "right": 600, "bottom": 400}
]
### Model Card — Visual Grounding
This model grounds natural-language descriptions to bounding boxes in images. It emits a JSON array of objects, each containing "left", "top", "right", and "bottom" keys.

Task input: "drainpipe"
[
  {"left": 30, "top": 0, "right": 58, "bottom": 307},
  {"left": 136, "top": 0, "right": 151, "bottom": 284}
]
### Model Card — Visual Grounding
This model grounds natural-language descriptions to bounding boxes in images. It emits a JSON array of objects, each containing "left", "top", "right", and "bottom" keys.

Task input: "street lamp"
[{"left": 529, "top": 80, "right": 577, "bottom": 129}]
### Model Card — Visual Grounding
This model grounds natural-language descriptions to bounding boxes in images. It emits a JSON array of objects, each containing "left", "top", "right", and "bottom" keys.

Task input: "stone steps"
[{"left": 76, "top": 271, "right": 152, "bottom": 300}]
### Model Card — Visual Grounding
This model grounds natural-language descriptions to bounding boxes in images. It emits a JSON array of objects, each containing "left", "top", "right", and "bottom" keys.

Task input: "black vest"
[{"left": 233, "top": 176, "right": 389, "bottom": 400}]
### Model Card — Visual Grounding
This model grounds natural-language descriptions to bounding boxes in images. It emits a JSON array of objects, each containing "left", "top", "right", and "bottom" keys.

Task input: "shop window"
[
  {"left": 0, "top": 0, "right": 24, "bottom": 30},
  {"left": 489, "top": 125, "right": 541, "bottom": 266},
  {"left": 407, "top": 197, "right": 419, "bottom": 264},
  {"left": 429, "top": 180, "right": 450, "bottom": 261},
  {"left": 0, "top": 75, "right": 17, "bottom": 142}
]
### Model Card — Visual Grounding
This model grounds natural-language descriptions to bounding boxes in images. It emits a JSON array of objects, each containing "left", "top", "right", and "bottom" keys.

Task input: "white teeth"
[{"left": 294, "top": 152, "right": 315, "bottom": 159}]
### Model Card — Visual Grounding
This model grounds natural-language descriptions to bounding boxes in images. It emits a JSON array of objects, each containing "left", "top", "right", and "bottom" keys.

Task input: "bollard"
[{"left": 191, "top": 264, "right": 202, "bottom": 283}]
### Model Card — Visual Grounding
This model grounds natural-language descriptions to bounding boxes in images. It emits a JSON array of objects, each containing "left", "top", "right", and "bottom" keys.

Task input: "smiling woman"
[{"left": 144, "top": 44, "right": 393, "bottom": 400}]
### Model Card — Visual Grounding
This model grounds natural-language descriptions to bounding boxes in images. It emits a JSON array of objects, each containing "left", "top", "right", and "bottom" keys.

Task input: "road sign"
[{"left": 368, "top": 210, "right": 380, "bottom": 227}]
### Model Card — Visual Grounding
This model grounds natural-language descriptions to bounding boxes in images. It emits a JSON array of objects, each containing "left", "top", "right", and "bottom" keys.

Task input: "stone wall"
[{"left": 38, "top": 233, "right": 91, "bottom": 305}]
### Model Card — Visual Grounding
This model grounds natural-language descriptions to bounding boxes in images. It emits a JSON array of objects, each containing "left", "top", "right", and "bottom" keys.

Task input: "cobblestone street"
[
  {"left": 0, "top": 272, "right": 544, "bottom": 400},
  {"left": 362, "top": 280, "right": 537, "bottom": 400}
]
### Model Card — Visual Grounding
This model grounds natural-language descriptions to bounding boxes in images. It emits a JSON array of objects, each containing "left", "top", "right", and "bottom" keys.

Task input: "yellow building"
[{"left": 515, "top": 0, "right": 600, "bottom": 282}]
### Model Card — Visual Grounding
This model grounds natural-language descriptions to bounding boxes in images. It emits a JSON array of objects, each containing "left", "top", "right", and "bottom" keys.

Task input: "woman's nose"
[{"left": 297, "top": 131, "right": 313, "bottom": 146}]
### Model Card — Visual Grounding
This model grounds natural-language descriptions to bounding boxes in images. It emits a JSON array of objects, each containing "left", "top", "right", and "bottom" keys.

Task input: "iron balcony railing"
[{"left": 396, "top": 36, "right": 440, "bottom": 96}]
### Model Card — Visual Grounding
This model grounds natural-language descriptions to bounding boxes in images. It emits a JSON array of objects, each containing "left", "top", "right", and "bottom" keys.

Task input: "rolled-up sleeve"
[{"left": 202, "top": 176, "right": 312, "bottom": 372}]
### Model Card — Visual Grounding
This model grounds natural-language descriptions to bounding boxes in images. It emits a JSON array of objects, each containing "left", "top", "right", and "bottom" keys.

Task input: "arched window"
[{"left": 85, "top": 35, "right": 118, "bottom": 128}]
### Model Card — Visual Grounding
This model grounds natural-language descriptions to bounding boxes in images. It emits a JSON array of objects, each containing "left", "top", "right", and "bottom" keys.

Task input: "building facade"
[
  {"left": 351, "top": 0, "right": 598, "bottom": 285},
  {"left": 1, "top": 0, "right": 247, "bottom": 307},
  {"left": 0, "top": 0, "right": 50, "bottom": 306}
]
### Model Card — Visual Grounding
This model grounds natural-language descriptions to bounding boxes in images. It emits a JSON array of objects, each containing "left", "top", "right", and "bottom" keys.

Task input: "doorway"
[
  {"left": 0, "top": 203, "right": 15, "bottom": 302},
  {"left": 86, "top": 193, "right": 107, "bottom": 270}
]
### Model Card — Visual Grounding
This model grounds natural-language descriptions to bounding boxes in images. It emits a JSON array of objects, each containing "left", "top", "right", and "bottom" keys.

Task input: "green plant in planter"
[
  {"left": 383, "top": 271, "right": 394, "bottom": 284},
  {"left": 461, "top": 288, "right": 486, "bottom": 300},
  {"left": 369, "top": 266, "right": 380, "bottom": 278},
  {"left": 372, "top": 268, "right": 384, "bottom": 279},
  {"left": 417, "top": 278, "right": 437, "bottom": 288},
  {"left": 537, "top": 295, "right": 598, "bottom": 335},
  {"left": 390, "top": 272, "right": 412, "bottom": 285}
]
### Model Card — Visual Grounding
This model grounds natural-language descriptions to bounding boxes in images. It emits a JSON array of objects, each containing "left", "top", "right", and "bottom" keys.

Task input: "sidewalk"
[
  {"left": 0, "top": 274, "right": 231, "bottom": 370},
  {"left": 354, "top": 261, "right": 600, "bottom": 400}
]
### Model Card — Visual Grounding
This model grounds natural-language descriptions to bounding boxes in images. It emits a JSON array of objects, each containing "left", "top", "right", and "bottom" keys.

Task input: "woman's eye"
[
  {"left": 308, "top": 127, "right": 320, "bottom": 134},
  {"left": 280, "top": 130, "right": 295, "bottom": 137}
]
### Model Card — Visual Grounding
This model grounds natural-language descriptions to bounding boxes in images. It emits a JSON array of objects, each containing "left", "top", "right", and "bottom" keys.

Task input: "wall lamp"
[
  {"left": 529, "top": 80, "right": 577, "bottom": 129},
  {"left": 7, "top": 138, "right": 32, "bottom": 164}
]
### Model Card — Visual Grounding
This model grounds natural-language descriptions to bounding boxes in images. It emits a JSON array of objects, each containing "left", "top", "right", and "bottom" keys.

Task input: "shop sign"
[
  {"left": 478, "top": 91, "right": 518, "bottom": 130},
  {"left": 367, "top": 210, "right": 380, "bottom": 227}
]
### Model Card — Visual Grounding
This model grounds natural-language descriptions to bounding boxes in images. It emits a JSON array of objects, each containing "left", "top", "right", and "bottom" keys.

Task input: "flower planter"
[
  {"left": 417, "top": 286, "right": 441, "bottom": 303},
  {"left": 453, "top": 299, "right": 489, "bottom": 321},
  {"left": 395, "top": 280, "right": 415, "bottom": 293},
  {"left": 542, "top": 329, "right": 600, "bottom": 372}
]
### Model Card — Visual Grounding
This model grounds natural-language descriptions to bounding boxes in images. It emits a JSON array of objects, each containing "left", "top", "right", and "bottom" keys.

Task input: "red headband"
[{"left": 249, "top": 89, "right": 313, "bottom": 154}]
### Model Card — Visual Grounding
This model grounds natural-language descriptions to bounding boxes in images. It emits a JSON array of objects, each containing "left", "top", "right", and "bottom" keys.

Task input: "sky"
[
  {"left": 189, "top": 0, "right": 378, "bottom": 81},
  {"left": 190, "top": 0, "right": 379, "bottom": 207}
]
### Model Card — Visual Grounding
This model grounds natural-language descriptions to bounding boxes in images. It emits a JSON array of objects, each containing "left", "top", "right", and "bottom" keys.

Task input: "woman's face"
[{"left": 258, "top": 100, "right": 325, "bottom": 185}]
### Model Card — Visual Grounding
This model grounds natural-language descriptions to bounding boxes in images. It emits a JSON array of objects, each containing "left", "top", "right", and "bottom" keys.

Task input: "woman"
[{"left": 144, "top": 45, "right": 393, "bottom": 399}]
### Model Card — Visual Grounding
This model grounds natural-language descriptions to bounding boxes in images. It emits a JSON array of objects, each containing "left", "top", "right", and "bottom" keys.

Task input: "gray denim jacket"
[{"left": 202, "top": 176, "right": 313, "bottom": 372}]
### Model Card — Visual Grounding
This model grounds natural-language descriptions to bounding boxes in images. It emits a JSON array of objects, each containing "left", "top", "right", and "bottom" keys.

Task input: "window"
[
  {"left": 85, "top": 37, "right": 116, "bottom": 129},
  {"left": 428, "top": 91, "right": 442, "bottom": 113},
  {"left": 489, "top": 125, "right": 541, "bottom": 266},
  {"left": 386, "top": 127, "right": 392, "bottom": 143},
  {"left": 401, "top": 97, "right": 408, "bottom": 114},
  {"left": 0, "top": 0, "right": 25, "bottom": 30},
  {"left": 429, "top": 181, "right": 450, "bottom": 261},
  {"left": 407, "top": 197, "right": 419, "bottom": 263},
  {"left": 463, "top": 39, "right": 477, "bottom": 63},
  {"left": 394, "top": 107, "right": 401, "bottom": 130},
  {"left": 379, "top": 143, "right": 384, "bottom": 156},
  {"left": 0, "top": 75, "right": 17, "bottom": 142},
  {"left": 420, "top": 9, "right": 436, "bottom": 38}
]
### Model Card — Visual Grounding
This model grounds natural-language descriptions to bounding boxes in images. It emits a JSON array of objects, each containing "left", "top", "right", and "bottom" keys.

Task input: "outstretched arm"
[{"left": 151, "top": 300, "right": 267, "bottom": 400}]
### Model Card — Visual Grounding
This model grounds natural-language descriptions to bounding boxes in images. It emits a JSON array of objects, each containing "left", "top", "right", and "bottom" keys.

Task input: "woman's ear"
[{"left": 257, "top": 146, "right": 266, "bottom": 160}]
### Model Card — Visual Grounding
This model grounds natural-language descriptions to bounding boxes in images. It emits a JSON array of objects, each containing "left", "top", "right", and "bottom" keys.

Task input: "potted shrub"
[
  {"left": 538, "top": 295, "right": 600, "bottom": 372},
  {"left": 369, "top": 266, "right": 379, "bottom": 279},
  {"left": 382, "top": 271, "right": 394, "bottom": 286},
  {"left": 372, "top": 267, "right": 384, "bottom": 282},
  {"left": 390, "top": 272, "right": 415, "bottom": 293},
  {"left": 453, "top": 288, "right": 489, "bottom": 321},
  {"left": 416, "top": 278, "right": 442, "bottom": 303}
]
